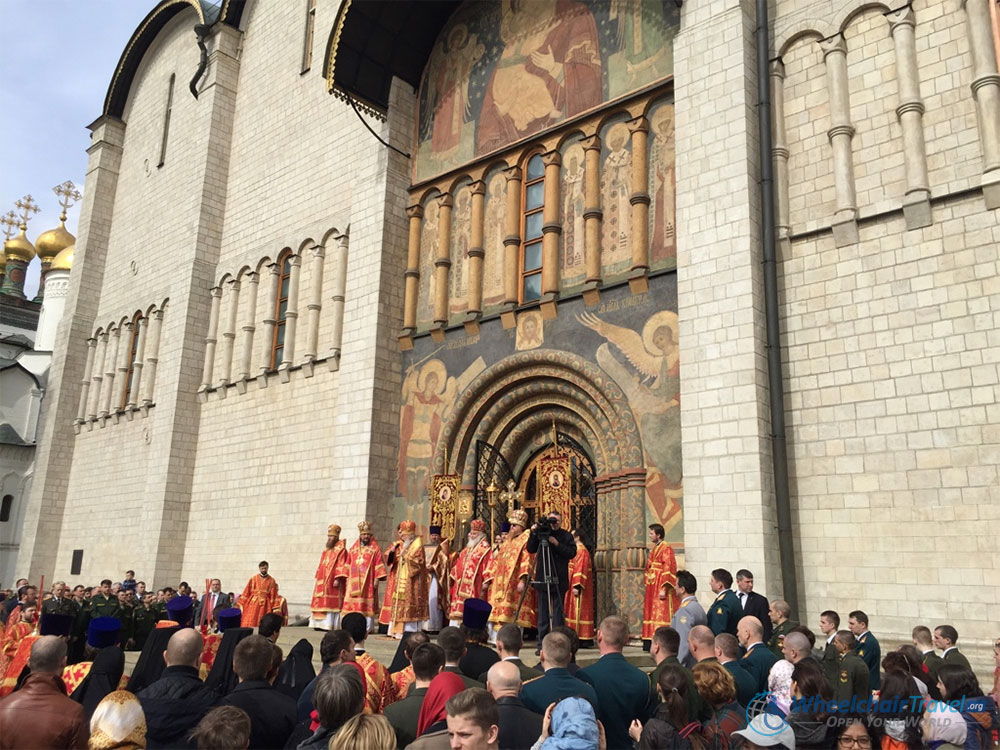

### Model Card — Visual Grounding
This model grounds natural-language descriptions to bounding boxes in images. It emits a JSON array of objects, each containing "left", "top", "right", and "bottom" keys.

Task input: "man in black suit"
[
  {"left": 385, "top": 642, "right": 445, "bottom": 748},
  {"left": 195, "top": 578, "right": 231, "bottom": 627},
  {"left": 479, "top": 623, "right": 539, "bottom": 683},
  {"left": 438, "top": 626, "right": 485, "bottom": 690},
  {"left": 735, "top": 569, "right": 771, "bottom": 644},
  {"left": 486, "top": 660, "right": 543, "bottom": 750},
  {"left": 221, "top": 634, "right": 297, "bottom": 749},
  {"left": 525, "top": 510, "right": 576, "bottom": 647}
]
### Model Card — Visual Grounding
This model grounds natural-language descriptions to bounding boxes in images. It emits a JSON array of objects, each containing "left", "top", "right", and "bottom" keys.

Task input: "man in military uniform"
[
  {"left": 706, "top": 568, "right": 741, "bottom": 636},
  {"left": 848, "top": 610, "right": 880, "bottom": 692},
  {"left": 41, "top": 582, "right": 78, "bottom": 617},
  {"left": 87, "top": 579, "right": 121, "bottom": 620},
  {"left": 767, "top": 599, "right": 798, "bottom": 657},
  {"left": 116, "top": 590, "right": 136, "bottom": 648},
  {"left": 832, "top": 630, "right": 871, "bottom": 705},
  {"left": 934, "top": 625, "right": 972, "bottom": 670},
  {"left": 912, "top": 625, "right": 943, "bottom": 698},
  {"left": 670, "top": 570, "right": 706, "bottom": 668},
  {"left": 736, "top": 615, "right": 777, "bottom": 694},
  {"left": 131, "top": 594, "right": 158, "bottom": 651},
  {"left": 819, "top": 610, "right": 841, "bottom": 684}
]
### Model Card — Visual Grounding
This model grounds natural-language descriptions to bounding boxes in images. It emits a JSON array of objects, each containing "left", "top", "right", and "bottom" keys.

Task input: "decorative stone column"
[
  {"left": 582, "top": 135, "right": 603, "bottom": 305},
  {"left": 217, "top": 278, "right": 240, "bottom": 390},
  {"left": 820, "top": 34, "right": 860, "bottom": 246},
  {"left": 139, "top": 308, "right": 163, "bottom": 410},
  {"left": 541, "top": 151, "right": 562, "bottom": 317},
  {"left": 961, "top": 0, "right": 1000, "bottom": 208},
  {"left": 886, "top": 5, "right": 932, "bottom": 227},
  {"left": 465, "top": 181, "right": 486, "bottom": 335},
  {"left": 99, "top": 325, "right": 121, "bottom": 420},
  {"left": 126, "top": 318, "right": 147, "bottom": 411},
  {"left": 236, "top": 272, "right": 258, "bottom": 388},
  {"left": 258, "top": 262, "right": 280, "bottom": 380},
  {"left": 75, "top": 337, "right": 97, "bottom": 429},
  {"left": 198, "top": 286, "right": 222, "bottom": 397},
  {"left": 501, "top": 166, "right": 522, "bottom": 328},
  {"left": 628, "top": 116, "right": 650, "bottom": 293},
  {"left": 400, "top": 204, "right": 422, "bottom": 349},
  {"left": 328, "top": 232, "right": 349, "bottom": 369},
  {"left": 302, "top": 245, "right": 325, "bottom": 375},
  {"left": 432, "top": 194, "right": 452, "bottom": 340},
  {"left": 771, "top": 59, "right": 792, "bottom": 248},
  {"left": 114, "top": 320, "right": 134, "bottom": 416},
  {"left": 278, "top": 254, "right": 301, "bottom": 382},
  {"left": 87, "top": 331, "right": 107, "bottom": 421}
]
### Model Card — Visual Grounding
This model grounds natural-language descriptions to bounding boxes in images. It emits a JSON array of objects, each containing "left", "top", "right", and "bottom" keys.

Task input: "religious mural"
[
  {"left": 414, "top": 0, "right": 679, "bottom": 183},
  {"left": 418, "top": 196, "right": 440, "bottom": 328},
  {"left": 450, "top": 183, "right": 473, "bottom": 321},
  {"left": 396, "top": 275, "right": 682, "bottom": 544},
  {"left": 560, "top": 141, "right": 587, "bottom": 289},
  {"left": 481, "top": 171, "right": 507, "bottom": 313},
  {"left": 647, "top": 100, "right": 676, "bottom": 267},
  {"left": 600, "top": 119, "right": 634, "bottom": 278}
]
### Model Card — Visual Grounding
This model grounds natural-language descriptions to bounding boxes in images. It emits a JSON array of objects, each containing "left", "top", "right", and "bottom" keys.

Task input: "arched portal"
[{"left": 431, "top": 349, "right": 649, "bottom": 627}]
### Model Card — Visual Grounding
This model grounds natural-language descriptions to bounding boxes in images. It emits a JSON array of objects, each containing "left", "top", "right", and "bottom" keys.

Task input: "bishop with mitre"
[{"left": 309, "top": 523, "right": 348, "bottom": 630}]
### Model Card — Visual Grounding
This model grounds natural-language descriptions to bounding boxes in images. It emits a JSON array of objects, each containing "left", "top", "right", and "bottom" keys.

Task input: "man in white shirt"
[{"left": 195, "top": 579, "right": 230, "bottom": 626}]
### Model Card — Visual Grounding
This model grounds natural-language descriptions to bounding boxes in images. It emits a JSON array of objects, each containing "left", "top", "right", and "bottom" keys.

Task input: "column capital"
[
  {"left": 820, "top": 33, "right": 847, "bottom": 58},
  {"left": 885, "top": 5, "right": 915, "bottom": 30},
  {"left": 581, "top": 134, "right": 602, "bottom": 151},
  {"left": 770, "top": 58, "right": 786, "bottom": 79},
  {"left": 627, "top": 115, "right": 649, "bottom": 135},
  {"left": 541, "top": 150, "right": 562, "bottom": 167},
  {"left": 471, "top": 180, "right": 486, "bottom": 196},
  {"left": 503, "top": 166, "right": 523, "bottom": 182},
  {"left": 438, "top": 193, "right": 454, "bottom": 209},
  {"left": 406, "top": 204, "right": 424, "bottom": 219}
]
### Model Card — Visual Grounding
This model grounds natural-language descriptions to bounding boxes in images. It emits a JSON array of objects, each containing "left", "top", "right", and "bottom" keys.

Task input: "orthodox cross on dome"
[
  {"left": 14, "top": 194, "right": 39, "bottom": 230},
  {"left": 0, "top": 210, "right": 17, "bottom": 241},
  {"left": 53, "top": 180, "right": 82, "bottom": 221}
]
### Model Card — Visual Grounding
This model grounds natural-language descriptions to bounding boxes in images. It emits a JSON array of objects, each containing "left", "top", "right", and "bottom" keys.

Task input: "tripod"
[{"left": 531, "top": 534, "right": 560, "bottom": 637}]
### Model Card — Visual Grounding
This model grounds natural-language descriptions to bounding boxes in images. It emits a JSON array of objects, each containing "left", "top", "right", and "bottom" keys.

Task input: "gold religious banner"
[
  {"left": 538, "top": 454, "right": 571, "bottom": 519},
  {"left": 457, "top": 489, "right": 474, "bottom": 521},
  {"left": 431, "top": 473, "right": 460, "bottom": 543}
]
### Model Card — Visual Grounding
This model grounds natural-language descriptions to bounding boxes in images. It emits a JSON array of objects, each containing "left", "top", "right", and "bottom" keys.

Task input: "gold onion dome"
[
  {"left": 50, "top": 243, "right": 74, "bottom": 271},
  {"left": 4, "top": 228, "right": 36, "bottom": 263},
  {"left": 35, "top": 219, "right": 75, "bottom": 261}
]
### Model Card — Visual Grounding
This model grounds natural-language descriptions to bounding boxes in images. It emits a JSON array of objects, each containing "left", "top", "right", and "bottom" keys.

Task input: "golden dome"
[
  {"left": 4, "top": 228, "right": 36, "bottom": 263},
  {"left": 35, "top": 220, "right": 75, "bottom": 261},
  {"left": 50, "top": 244, "right": 74, "bottom": 271}
]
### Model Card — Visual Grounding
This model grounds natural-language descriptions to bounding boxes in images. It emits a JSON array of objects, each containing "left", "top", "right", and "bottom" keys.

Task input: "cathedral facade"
[{"left": 16, "top": 0, "right": 1000, "bottom": 644}]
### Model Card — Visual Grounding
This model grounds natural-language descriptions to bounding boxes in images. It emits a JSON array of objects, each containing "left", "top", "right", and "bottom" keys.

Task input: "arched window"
[
  {"left": 270, "top": 251, "right": 293, "bottom": 369},
  {"left": 0, "top": 495, "right": 12, "bottom": 522},
  {"left": 121, "top": 313, "right": 143, "bottom": 409},
  {"left": 520, "top": 153, "right": 545, "bottom": 304}
]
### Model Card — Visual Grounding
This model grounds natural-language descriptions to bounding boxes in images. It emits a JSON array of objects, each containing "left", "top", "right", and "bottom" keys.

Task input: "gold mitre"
[
  {"left": 357, "top": 520, "right": 372, "bottom": 533},
  {"left": 328, "top": 524, "right": 341, "bottom": 536},
  {"left": 508, "top": 509, "right": 529, "bottom": 528}
]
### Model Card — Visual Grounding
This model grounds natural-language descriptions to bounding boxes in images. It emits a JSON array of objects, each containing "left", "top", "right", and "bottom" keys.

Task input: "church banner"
[
  {"left": 430, "top": 474, "right": 460, "bottom": 542},
  {"left": 538, "top": 454, "right": 572, "bottom": 519}
]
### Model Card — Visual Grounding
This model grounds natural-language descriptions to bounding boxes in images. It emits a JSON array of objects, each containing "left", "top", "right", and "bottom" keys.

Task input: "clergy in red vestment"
[
  {"left": 486, "top": 509, "right": 536, "bottom": 631},
  {"left": 338, "top": 521, "right": 389, "bottom": 632},
  {"left": 448, "top": 519, "right": 493, "bottom": 624},
  {"left": 388, "top": 521, "right": 430, "bottom": 637},
  {"left": 423, "top": 526, "right": 452, "bottom": 631},
  {"left": 379, "top": 524, "right": 404, "bottom": 628},
  {"left": 310, "top": 524, "right": 348, "bottom": 630},
  {"left": 642, "top": 523, "right": 679, "bottom": 640},
  {"left": 564, "top": 528, "right": 595, "bottom": 640},
  {"left": 342, "top": 611, "right": 396, "bottom": 711},
  {"left": 238, "top": 561, "right": 279, "bottom": 628}
]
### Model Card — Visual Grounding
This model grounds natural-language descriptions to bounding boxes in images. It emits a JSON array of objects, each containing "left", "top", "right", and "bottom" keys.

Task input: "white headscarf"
[{"left": 924, "top": 700, "right": 968, "bottom": 748}]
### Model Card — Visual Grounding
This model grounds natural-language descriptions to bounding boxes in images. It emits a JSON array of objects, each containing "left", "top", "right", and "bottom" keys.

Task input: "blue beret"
[
  {"left": 165, "top": 596, "right": 194, "bottom": 626},
  {"left": 216, "top": 608, "right": 242, "bottom": 632},
  {"left": 462, "top": 598, "right": 492, "bottom": 630},
  {"left": 88, "top": 617, "right": 122, "bottom": 648},
  {"left": 39, "top": 612, "right": 74, "bottom": 637}
]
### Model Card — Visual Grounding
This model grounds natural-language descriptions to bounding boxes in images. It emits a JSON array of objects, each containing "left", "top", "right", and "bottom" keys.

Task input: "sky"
[{"left": 0, "top": 1, "right": 154, "bottom": 298}]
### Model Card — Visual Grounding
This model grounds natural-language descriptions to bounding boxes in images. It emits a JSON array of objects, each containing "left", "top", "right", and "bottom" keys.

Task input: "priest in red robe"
[
  {"left": 238, "top": 561, "right": 279, "bottom": 628},
  {"left": 642, "top": 523, "right": 679, "bottom": 641},
  {"left": 310, "top": 523, "right": 348, "bottom": 630},
  {"left": 448, "top": 519, "right": 493, "bottom": 625},
  {"left": 379, "top": 524, "right": 404, "bottom": 629},
  {"left": 338, "top": 520, "right": 388, "bottom": 632},
  {"left": 388, "top": 521, "right": 430, "bottom": 637},
  {"left": 564, "top": 528, "right": 595, "bottom": 640},
  {"left": 486, "top": 509, "right": 536, "bottom": 634}
]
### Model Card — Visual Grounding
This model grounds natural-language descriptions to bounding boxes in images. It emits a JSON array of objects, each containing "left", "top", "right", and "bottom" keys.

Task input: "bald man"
[
  {"left": 138, "top": 629, "right": 216, "bottom": 747},
  {"left": 780, "top": 631, "right": 812, "bottom": 665},
  {"left": 687, "top": 625, "right": 717, "bottom": 663},
  {"left": 487, "top": 660, "right": 542, "bottom": 750},
  {"left": 737, "top": 615, "right": 778, "bottom": 694}
]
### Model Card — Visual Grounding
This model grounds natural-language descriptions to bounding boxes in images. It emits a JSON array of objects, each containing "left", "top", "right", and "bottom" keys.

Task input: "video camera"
[{"left": 533, "top": 516, "right": 554, "bottom": 541}]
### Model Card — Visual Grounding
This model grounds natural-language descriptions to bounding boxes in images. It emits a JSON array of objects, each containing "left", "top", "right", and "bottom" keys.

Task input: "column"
[
  {"left": 887, "top": 6, "right": 932, "bottom": 227},
  {"left": 401, "top": 205, "right": 423, "bottom": 341},
  {"left": 962, "top": 0, "right": 1000, "bottom": 208},
  {"left": 433, "top": 194, "right": 452, "bottom": 330},
  {"left": 237, "top": 272, "right": 258, "bottom": 382},
  {"left": 278, "top": 254, "right": 301, "bottom": 379},
  {"left": 466, "top": 182, "right": 486, "bottom": 317},
  {"left": 502, "top": 166, "right": 522, "bottom": 313},
  {"left": 303, "top": 245, "right": 325, "bottom": 365},
  {"left": 218, "top": 278, "right": 240, "bottom": 386},
  {"left": 540, "top": 151, "right": 562, "bottom": 305},
  {"left": 75, "top": 337, "right": 97, "bottom": 426},
  {"left": 99, "top": 325, "right": 121, "bottom": 419},
  {"left": 328, "top": 232, "right": 349, "bottom": 367},
  {"left": 628, "top": 117, "right": 650, "bottom": 292},
  {"left": 820, "top": 34, "right": 860, "bottom": 246},
  {"left": 127, "top": 318, "right": 148, "bottom": 410},
  {"left": 582, "top": 135, "right": 603, "bottom": 303},
  {"left": 114, "top": 320, "right": 134, "bottom": 412},
  {"left": 258, "top": 262, "right": 280, "bottom": 376},
  {"left": 771, "top": 59, "right": 792, "bottom": 245},
  {"left": 140, "top": 309, "right": 163, "bottom": 408},
  {"left": 87, "top": 331, "right": 107, "bottom": 420},
  {"left": 199, "top": 285, "right": 222, "bottom": 393}
]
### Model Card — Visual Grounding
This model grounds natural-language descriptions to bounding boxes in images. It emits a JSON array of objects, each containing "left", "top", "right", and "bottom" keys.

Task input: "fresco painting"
[
  {"left": 415, "top": 0, "right": 679, "bottom": 182},
  {"left": 450, "top": 184, "right": 473, "bottom": 320},
  {"left": 481, "top": 171, "right": 507, "bottom": 312},
  {"left": 600, "top": 120, "right": 633, "bottom": 278},
  {"left": 418, "top": 197, "right": 440, "bottom": 329},
  {"left": 560, "top": 141, "right": 587, "bottom": 290},
  {"left": 648, "top": 101, "right": 676, "bottom": 268}
]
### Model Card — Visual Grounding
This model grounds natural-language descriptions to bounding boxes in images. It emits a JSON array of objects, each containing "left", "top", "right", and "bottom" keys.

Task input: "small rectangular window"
[
  {"left": 71, "top": 549, "right": 84, "bottom": 575},
  {"left": 158, "top": 74, "right": 175, "bottom": 168},
  {"left": 0, "top": 495, "right": 12, "bottom": 522},
  {"left": 301, "top": 0, "right": 317, "bottom": 73}
]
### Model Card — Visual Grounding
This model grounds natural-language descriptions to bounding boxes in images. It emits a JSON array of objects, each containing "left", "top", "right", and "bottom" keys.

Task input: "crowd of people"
[{"left": 1, "top": 512, "right": 999, "bottom": 750}]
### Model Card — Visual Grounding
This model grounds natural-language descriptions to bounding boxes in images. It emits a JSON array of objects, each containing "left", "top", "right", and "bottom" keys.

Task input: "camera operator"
[{"left": 526, "top": 510, "right": 576, "bottom": 647}]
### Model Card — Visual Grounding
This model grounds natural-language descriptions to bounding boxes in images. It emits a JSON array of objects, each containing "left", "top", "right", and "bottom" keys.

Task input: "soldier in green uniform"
[
  {"left": 832, "top": 630, "right": 870, "bottom": 706},
  {"left": 912, "top": 625, "right": 943, "bottom": 698},
  {"left": 934, "top": 625, "right": 973, "bottom": 670},
  {"left": 116, "top": 590, "right": 136, "bottom": 649},
  {"left": 706, "top": 569, "right": 741, "bottom": 637},
  {"left": 41, "top": 581, "right": 78, "bottom": 617},
  {"left": 736, "top": 616, "right": 778, "bottom": 694},
  {"left": 767, "top": 599, "right": 799, "bottom": 658},
  {"left": 153, "top": 588, "right": 171, "bottom": 620},
  {"left": 819, "top": 610, "right": 841, "bottom": 685},
  {"left": 132, "top": 595, "right": 159, "bottom": 652},
  {"left": 87, "top": 579, "right": 122, "bottom": 620},
  {"left": 848, "top": 610, "right": 880, "bottom": 692}
]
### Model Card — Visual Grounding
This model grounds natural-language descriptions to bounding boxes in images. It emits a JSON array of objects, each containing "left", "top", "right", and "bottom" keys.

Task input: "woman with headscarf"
[
  {"left": 73, "top": 645, "right": 126, "bottom": 719},
  {"left": 766, "top": 659, "right": 795, "bottom": 717},
  {"left": 923, "top": 699, "right": 968, "bottom": 750},
  {"left": 88, "top": 690, "right": 147, "bottom": 750},
  {"left": 405, "top": 671, "right": 467, "bottom": 750},
  {"left": 531, "top": 696, "right": 603, "bottom": 750},
  {"left": 204, "top": 627, "right": 253, "bottom": 697},
  {"left": 275, "top": 639, "right": 316, "bottom": 701}
]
